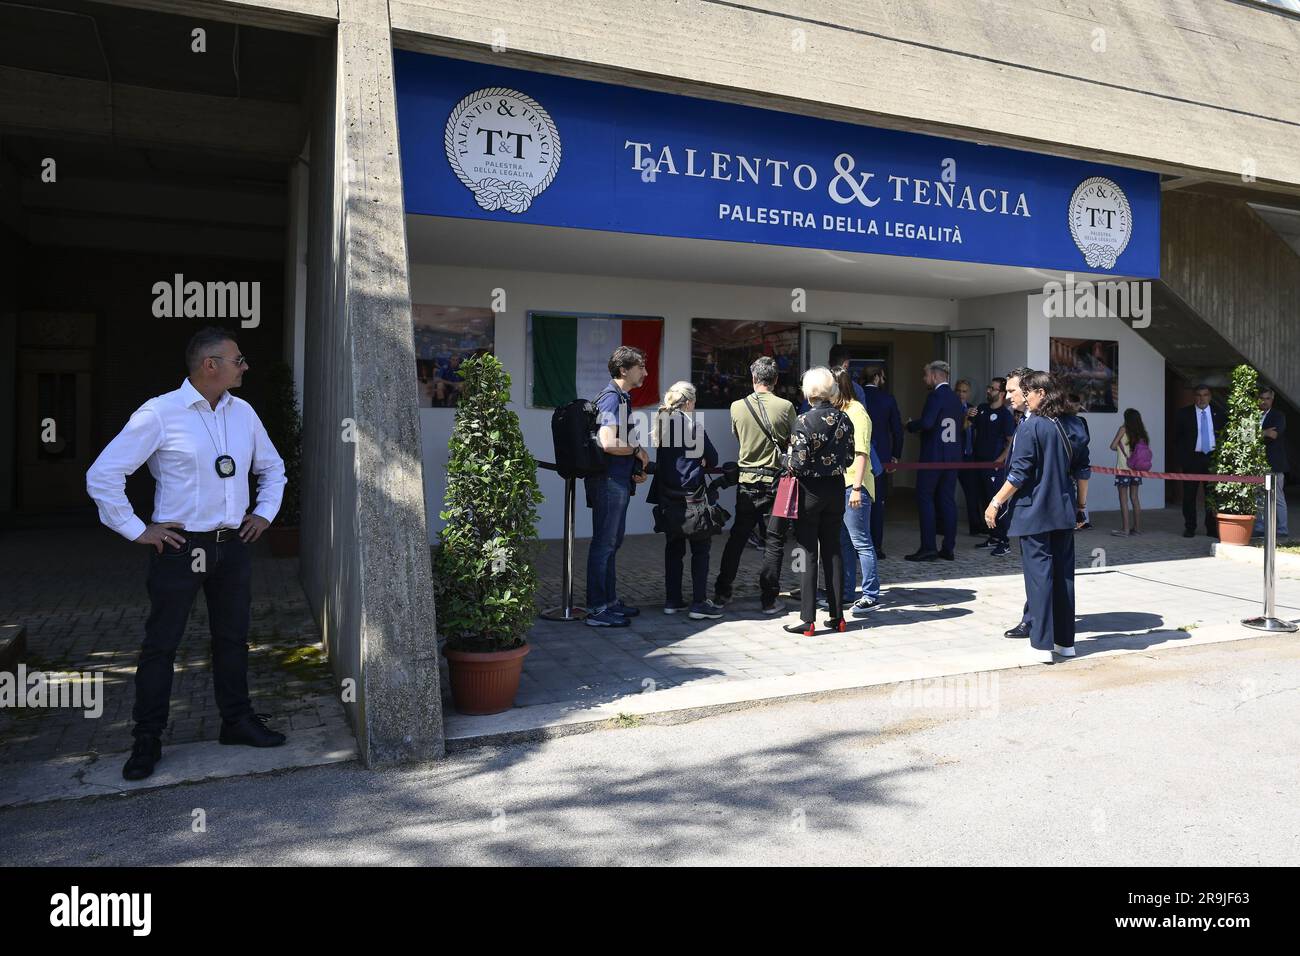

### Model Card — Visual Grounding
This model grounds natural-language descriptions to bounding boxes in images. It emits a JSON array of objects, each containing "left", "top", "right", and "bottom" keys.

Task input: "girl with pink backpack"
[{"left": 1109, "top": 408, "right": 1152, "bottom": 535}]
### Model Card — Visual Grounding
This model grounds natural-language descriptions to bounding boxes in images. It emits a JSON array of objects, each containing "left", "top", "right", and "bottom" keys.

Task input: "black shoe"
[
  {"left": 938, "top": 550, "right": 955, "bottom": 561},
  {"left": 905, "top": 549, "right": 939, "bottom": 562},
  {"left": 219, "top": 713, "right": 287, "bottom": 748},
  {"left": 783, "top": 620, "right": 815, "bottom": 635},
  {"left": 990, "top": 542, "right": 1012, "bottom": 557},
  {"left": 1004, "top": 622, "right": 1031, "bottom": 638},
  {"left": 1183, "top": 529, "right": 1195, "bottom": 538},
  {"left": 876, "top": 550, "right": 887, "bottom": 560},
  {"left": 122, "top": 735, "right": 161, "bottom": 781},
  {"left": 974, "top": 538, "right": 996, "bottom": 549},
  {"left": 822, "top": 617, "right": 848, "bottom": 631}
]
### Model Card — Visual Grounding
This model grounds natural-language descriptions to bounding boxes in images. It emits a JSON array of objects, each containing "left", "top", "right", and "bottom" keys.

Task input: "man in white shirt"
[{"left": 86, "top": 327, "right": 288, "bottom": 781}]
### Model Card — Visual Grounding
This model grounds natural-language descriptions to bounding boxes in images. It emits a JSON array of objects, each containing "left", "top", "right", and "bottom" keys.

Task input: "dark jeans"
[
  {"left": 134, "top": 533, "right": 254, "bottom": 738},
  {"left": 587, "top": 476, "right": 631, "bottom": 611},
  {"left": 795, "top": 475, "right": 846, "bottom": 623},
  {"left": 870, "top": 472, "right": 890, "bottom": 553},
  {"left": 1019, "top": 529, "right": 1075, "bottom": 651},
  {"left": 715, "top": 481, "right": 785, "bottom": 606},
  {"left": 1181, "top": 452, "right": 1217, "bottom": 534},
  {"left": 666, "top": 535, "right": 711, "bottom": 606}
]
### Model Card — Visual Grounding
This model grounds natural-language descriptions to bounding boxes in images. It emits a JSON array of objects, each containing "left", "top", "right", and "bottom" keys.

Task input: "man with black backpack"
[
  {"left": 713, "top": 356, "right": 796, "bottom": 614},
  {"left": 585, "top": 346, "right": 650, "bottom": 628}
]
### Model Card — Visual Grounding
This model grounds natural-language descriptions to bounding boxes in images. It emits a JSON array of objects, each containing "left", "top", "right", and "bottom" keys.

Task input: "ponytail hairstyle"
[
  {"left": 832, "top": 366, "right": 857, "bottom": 411},
  {"left": 1123, "top": 407, "right": 1149, "bottom": 447},
  {"left": 655, "top": 380, "right": 697, "bottom": 447},
  {"left": 1021, "top": 370, "right": 1069, "bottom": 419}
]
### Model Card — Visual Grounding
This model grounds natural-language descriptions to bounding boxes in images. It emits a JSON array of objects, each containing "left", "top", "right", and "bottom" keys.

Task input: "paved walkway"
[
  {"left": 0, "top": 528, "right": 349, "bottom": 772},
  {"left": 443, "top": 507, "right": 1298, "bottom": 741}
]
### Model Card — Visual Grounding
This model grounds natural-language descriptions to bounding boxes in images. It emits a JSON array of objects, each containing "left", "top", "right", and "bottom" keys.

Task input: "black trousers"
[
  {"left": 870, "top": 472, "right": 890, "bottom": 553},
  {"left": 666, "top": 535, "right": 711, "bottom": 606},
  {"left": 715, "top": 482, "right": 786, "bottom": 606},
  {"left": 1019, "top": 529, "right": 1075, "bottom": 651},
  {"left": 959, "top": 463, "right": 987, "bottom": 534},
  {"left": 794, "top": 476, "right": 846, "bottom": 623},
  {"left": 134, "top": 533, "right": 254, "bottom": 738},
  {"left": 1182, "top": 452, "right": 1217, "bottom": 534}
]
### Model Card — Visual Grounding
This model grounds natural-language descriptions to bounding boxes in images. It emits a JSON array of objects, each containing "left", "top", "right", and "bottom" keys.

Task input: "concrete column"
[{"left": 300, "top": 0, "right": 443, "bottom": 766}]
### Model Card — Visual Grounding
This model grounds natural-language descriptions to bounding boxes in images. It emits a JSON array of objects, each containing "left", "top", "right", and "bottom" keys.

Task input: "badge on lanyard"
[{"left": 215, "top": 454, "right": 237, "bottom": 478}]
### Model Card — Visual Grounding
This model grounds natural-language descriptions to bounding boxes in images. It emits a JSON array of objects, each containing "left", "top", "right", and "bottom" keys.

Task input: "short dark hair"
[
  {"left": 1007, "top": 367, "right": 1035, "bottom": 383},
  {"left": 186, "top": 326, "right": 237, "bottom": 373},
  {"left": 608, "top": 345, "right": 646, "bottom": 379},
  {"left": 750, "top": 355, "right": 778, "bottom": 388},
  {"left": 1260, "top": 386, "right": 1276, "bottom": 398},
  {"left": 991, "top": 377, "right": 1007, "bottom": 392},
  {"left": 1021, "top": 370, "right": 1068, "bottom": 418},
  {"left": 1194, "top": 383, "right": 1211, "bottom": 393},
  {"left": 866, "top": 365, "right": 885, "bottom": 385},
  {"left": 828, "top": 344, "right": 852, "bottom": 369}
]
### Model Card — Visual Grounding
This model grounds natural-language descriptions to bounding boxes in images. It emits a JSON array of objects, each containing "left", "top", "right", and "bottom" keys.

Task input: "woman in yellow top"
[{"left": 833, "top": 367, "right": 881, "bottom": 615}]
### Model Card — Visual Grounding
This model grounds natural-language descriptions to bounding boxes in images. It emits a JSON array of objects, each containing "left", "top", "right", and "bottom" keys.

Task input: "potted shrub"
[
  {"left": 434, "top": 354, "right": 543, "bottom": 715},
  {"left": 1210, "top": 364, "right": 1269, "bottom": 546},
  {"left": 263, "top": 362, "right": 302, "bottom": 557}
]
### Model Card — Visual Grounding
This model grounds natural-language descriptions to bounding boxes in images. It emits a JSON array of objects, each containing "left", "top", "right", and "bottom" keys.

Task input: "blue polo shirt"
[
  {"left": 595, "top": 381, "right": 634, "bottom": 482},
  {"left": 972, "top": 402, "right": 1017, "bottom": 461}
]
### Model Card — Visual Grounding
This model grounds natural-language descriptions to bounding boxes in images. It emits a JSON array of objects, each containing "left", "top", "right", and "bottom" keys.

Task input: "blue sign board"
[{"left": 395, "top": 50, "right": 1160, "bottom": 278}]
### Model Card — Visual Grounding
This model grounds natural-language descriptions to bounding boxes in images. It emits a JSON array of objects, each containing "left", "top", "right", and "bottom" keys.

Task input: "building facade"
[{"left": 2, "top": 0, "right": 1298, "bottom": 763}]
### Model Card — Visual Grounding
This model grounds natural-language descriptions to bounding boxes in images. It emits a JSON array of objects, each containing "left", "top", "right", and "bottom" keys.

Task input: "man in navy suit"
[
  {"left": 904, "top": 360, "right": 963, "bottom": 561},
  {"left": 1254, "top": 386, "right": 1289, "bottom": 538},
  {"left": 1172, "top": 384, "right": 1227, "bottom": 538},
  {"left": 861, "top": 365, "right": 903, "bottom": 559}
]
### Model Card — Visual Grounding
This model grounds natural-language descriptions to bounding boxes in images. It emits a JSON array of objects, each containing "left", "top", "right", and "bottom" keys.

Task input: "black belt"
[
  {"left": 183, "top": 528, "right": 240, "bottom": 542},
  {"left": 739, "top": 466, "right": 781, "bottom": 477}
]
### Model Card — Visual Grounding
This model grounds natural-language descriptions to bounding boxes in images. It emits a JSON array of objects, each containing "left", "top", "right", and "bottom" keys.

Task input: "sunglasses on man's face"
[{"left": 209, "top": 355, "right": 249, "bottom": 368}]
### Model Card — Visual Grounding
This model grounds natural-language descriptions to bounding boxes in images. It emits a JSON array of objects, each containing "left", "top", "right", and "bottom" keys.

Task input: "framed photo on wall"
[
  {"left": 1050, "top": 337, "right": 1118, "bottom": 413},
  {"left": 691, "top": 318, "right": 802, "bottom": 409},
  {"left": 412, "top": 305, "right": 494, "bottom": 408}
]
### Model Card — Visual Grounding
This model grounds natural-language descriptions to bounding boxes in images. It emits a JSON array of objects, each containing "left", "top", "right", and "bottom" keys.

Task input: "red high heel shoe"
[
  {"left": 823, "top": 617, "right": 848, "bottom": 632},
  {"left": 783, "top": 621, "right": 816, "bottom": 636}
]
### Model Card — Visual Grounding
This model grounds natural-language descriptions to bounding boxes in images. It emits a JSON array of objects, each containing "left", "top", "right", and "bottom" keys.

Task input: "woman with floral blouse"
[{"left": 783, "top": 367, "right": 857, "bottom": 635}]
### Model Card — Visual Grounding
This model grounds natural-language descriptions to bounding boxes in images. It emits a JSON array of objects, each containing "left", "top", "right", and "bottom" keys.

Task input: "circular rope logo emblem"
[
  {"left": 1068, "top": 177, "right": 1133, "bottom": 270},
  {"left": 444, "top": 86, "right": 561, "bottom": 214}
]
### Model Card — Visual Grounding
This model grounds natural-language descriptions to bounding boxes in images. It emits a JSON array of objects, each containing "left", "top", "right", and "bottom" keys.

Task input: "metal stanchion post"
[
  {"left": 541, "top": 476, "right": 588, "bottom": 622},
  {"left": 1243, "top": 472, "right": 1296, "bottom": 632}
]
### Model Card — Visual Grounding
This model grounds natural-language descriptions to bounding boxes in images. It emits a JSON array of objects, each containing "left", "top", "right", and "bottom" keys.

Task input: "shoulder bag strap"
[{"left": 743, "top": 394, "right": 783, "bottom": 452}]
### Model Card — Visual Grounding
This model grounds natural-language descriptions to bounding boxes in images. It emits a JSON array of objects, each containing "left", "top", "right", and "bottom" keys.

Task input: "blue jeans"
[
  {"left": 840, "top": 486, "right": 881, "bottom": 602},
  {"left": 586, "top": 476, "right": 631, "bottom": 611}
]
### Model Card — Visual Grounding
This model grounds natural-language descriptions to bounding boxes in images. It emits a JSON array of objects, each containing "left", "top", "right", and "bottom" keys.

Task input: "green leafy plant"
[
  {"left": 263, "top": 362, "right": 302, "bottom": 526},
  {"left": 434, "top": 354, "right": 543, "bottom": 652},
  {"left": 1209, "top": 364, "right": 1269, "bottom": 516}
]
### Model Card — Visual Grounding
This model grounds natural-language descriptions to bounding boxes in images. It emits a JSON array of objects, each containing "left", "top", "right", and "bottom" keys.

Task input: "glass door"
[
  {"left": 800, "top": 323, "right": 841, "bottom": 373},
  {"left": 945, "top": 329, "right": 993, "bottom": 393}
]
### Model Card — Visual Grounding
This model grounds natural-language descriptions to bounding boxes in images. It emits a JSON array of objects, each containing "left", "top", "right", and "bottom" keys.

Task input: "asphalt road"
[{"left": 2, "top": 634, "right": 1298, "bottom": 866}]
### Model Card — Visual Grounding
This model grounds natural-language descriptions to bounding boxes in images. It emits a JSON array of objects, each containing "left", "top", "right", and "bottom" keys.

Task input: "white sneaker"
[
  {"left": 1029, "top": 647, "right": 1054, "bottom": 664},
  {"left": 1053, "top": 643, "right": 1076, "bottom": 657},
  {"left": 761, "top": 599, "right": 786, "bottom": 615}
]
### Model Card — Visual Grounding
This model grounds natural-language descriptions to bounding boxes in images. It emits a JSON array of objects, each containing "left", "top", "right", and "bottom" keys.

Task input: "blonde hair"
[
  {"left": 655, "top": 380, "right": 696, "bottom": 444},
  {"left": 801, "top": 366, "right": 838, "bottom": 403}
]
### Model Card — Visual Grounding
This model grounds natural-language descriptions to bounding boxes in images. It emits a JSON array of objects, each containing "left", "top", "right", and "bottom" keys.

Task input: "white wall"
[
  {"left": 956, "top": 290, "right": 1036, "bottom": 383},
  {"left": 1033, "top": 293, "right": 1166, "bottom": 514},
  {"left": 409, "top": 262, "right": 956, "bottom": 540}
]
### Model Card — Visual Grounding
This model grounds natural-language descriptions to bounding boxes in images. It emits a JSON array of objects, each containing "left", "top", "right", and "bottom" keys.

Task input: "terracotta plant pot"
[
  {"left": 266, "top": 525, "right": 300, "bottom": 557},
  {"left": 1216, "top": 513, "right": 1255, "bottom": 546},
  {"left": 442, "top": 643, "right": 531, "bottom": 715}
]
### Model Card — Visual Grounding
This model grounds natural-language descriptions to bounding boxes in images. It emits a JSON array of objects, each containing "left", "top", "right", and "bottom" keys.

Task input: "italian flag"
[{"left": 531, "top": 314, "right": 662, "bottom": 408}]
